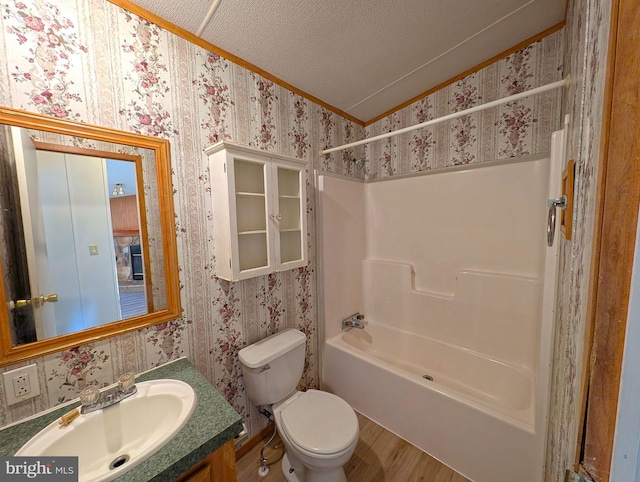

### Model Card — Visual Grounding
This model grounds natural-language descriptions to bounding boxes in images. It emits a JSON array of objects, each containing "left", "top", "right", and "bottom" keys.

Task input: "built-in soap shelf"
[
  {"left": 363, "top": 258, "right": 540, "bottom": 298},
  {"left": 362, "top": 259, "right": 542, "bottom": 369}
]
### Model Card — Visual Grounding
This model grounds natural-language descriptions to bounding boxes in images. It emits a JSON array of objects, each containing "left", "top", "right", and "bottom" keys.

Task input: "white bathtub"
[
  {"left": 337, "top": 321, "right": 534, "bottom": 425},
  {"left": 317, "top": 143, "right": 565, "bottom": 482},
  {"left": 323, "top": 322, "right": 543, "bottom": 482}
]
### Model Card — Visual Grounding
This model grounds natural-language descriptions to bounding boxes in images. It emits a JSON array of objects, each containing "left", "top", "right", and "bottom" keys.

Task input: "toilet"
[{"left": 239, "top": 328, "right": 359, "bottom": 482}]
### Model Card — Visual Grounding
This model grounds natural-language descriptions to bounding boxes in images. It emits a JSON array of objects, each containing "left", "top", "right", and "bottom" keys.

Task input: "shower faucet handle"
[{"left": 342, "top": 312, "right": 366, "bottom": 329}]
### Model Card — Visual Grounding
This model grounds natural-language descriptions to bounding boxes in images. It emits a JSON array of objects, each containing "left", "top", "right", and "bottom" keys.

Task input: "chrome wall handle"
[
  {"left": 547, "top": 205, "right": 557, "bottom": 247},
  {"left": 547, "top": 196, "right": 567, "bottom": 247}
]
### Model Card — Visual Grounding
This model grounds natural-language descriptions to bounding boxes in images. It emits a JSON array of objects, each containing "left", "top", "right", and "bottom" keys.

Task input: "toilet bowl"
[
  {"left": 274, "top": 390, "right": 358, "bottom": 482},
  {"left": 238, "top": 328, "right": 359, "bottom": 482}
]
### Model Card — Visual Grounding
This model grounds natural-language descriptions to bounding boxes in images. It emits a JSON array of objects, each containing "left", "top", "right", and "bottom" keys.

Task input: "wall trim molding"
[
  {"left": 106, "top": 0, "right": 364, "bottom": 126},
  {"left": 106, "top": 0, "right": 563, "bottom": 127},
  {"left": 364, "top": 21, "right": 566, "bottom": 126}
]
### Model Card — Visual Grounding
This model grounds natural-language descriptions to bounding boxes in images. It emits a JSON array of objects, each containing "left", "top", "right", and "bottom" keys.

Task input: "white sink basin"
[{"left": 16, "top": 379, "right": 196, "bottom": 482}]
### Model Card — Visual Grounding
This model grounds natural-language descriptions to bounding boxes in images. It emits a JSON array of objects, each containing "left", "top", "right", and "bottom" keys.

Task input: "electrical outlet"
[
  {"left": 13, "top": 373, "right": 30, "bottom": 396},
  {"left": 2, "top": 364, "right": 40, "bottom": 406}
]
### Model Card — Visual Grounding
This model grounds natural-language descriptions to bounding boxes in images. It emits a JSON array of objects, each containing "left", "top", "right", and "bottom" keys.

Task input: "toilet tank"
[{"left": 239, "top": 328, "right": 306, "bottom": 406}]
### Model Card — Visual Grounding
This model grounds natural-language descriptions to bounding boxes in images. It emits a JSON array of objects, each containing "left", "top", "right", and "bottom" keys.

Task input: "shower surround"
[{"left": 319, "top": 148, "right": 561, "bottom": 480}]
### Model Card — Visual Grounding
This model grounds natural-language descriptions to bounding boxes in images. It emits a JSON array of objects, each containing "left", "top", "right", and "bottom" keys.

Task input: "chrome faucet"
[
  {"left": 79, "top": 372, "right": 137, "bottom": 414},
  {"left": 342, "top": 312, "right": 366, "bottom": 330}
]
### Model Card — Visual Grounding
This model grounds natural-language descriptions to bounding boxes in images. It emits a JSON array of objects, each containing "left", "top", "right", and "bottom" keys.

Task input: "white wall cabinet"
[{"left": 206, "top": 141, "right": 308, "bottom": 281}]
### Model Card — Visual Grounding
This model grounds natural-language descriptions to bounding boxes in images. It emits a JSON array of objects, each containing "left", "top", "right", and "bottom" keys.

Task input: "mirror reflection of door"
[
  {"left": 8, "top": 127, "right": 148, "bottom": 342},
  {"left": 105, "top": 159, "right": 148, "bottom": 319},
  {"left": 36, "top": 148, "right": 122, "bottom": 336},
  {"left": 11, "top": 126, "right": 56, "bottom": 341}
]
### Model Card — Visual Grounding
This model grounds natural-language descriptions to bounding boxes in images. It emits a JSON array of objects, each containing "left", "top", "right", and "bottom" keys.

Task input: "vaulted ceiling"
[{"left": 129, "top": 0, "right": 566, "bottom": 123}]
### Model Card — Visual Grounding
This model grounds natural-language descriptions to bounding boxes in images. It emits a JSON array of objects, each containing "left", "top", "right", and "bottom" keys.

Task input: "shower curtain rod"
[{"left": 320, "top": 77, "right": 570, "bottom": 156}]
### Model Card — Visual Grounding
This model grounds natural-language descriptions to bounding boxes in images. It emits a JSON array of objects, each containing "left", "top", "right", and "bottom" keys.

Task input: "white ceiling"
[
  {"left": 106, "top": 159, "right": 137, "bottom": 198},
  {"left": 130, "top": 0, "right": 566, "bottom": 123}
]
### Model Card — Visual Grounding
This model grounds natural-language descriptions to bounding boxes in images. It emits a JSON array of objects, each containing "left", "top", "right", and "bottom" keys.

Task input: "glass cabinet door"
[
  {"left": 276, "top": 166, "right": 303, "bottom": 265},
  {"left": 233, "top": 159, "right": 269, "bottom": 272}
]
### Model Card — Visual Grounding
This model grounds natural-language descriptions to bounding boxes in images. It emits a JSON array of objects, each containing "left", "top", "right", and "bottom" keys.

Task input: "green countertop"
[{"left": 0, "top": 357, "right": 243, "bottom": 481}]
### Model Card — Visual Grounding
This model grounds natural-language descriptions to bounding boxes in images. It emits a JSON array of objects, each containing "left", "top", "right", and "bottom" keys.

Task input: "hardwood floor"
[
  {"left": 236, "top": 412, "right": 469, "bottom": 482},
  {"left": 119, "top": 290, "right": 147, "bottom": 318}
]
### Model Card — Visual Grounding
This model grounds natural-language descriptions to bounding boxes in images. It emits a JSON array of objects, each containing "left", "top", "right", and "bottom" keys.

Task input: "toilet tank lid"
[{"left": 239, "top": 328, "right": 306, "bottom": 368}]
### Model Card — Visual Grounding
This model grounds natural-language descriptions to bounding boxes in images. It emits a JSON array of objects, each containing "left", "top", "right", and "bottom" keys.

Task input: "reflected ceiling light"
[{"left": 112, "top": 183, "right": 125, "bottom": 196}]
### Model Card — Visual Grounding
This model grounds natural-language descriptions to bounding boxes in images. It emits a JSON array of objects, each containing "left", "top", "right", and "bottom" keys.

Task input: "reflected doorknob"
[
  {"left": 14, "top": 293, "right": 58, "bottom": 308},
  {"left": 40, "top": 293, "right": 58, "bottom": 303}
]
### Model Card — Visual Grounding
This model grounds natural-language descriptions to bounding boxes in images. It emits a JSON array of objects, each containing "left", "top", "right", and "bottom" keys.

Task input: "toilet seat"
[{"left": 279, "top": 390, "right": 358, "bottom": 457}]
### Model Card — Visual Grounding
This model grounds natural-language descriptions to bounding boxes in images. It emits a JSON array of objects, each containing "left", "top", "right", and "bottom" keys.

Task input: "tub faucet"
[
  {"left": 342, "top": 312, "right": 365, "bottom": 330},
  {"left": 79, "top": 372, "right": 137, "bottom": 414}
]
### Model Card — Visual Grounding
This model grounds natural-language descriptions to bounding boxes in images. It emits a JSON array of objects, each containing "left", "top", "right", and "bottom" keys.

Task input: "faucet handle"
[
  {"left": 80, "top": 386, "right": 99, "bottom": 407},
  {"left": 118, "top": 372, "right": 136, "bottom": 392}
]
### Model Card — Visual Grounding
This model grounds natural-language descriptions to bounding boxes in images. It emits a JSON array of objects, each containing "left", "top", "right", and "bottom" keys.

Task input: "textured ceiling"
[{"left": 129, "top": 0, "right": 566, "bottom": 123}]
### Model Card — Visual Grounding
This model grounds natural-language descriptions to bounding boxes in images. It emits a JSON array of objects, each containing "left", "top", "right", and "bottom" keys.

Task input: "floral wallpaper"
[
  {"left": 119, "top": 11, "right": 176, "bottom": 138},
  {"left": 0, "top": 0, "right": 363, "bottom": 437},
  {"left": 545, "top": 0, "right": 612, "bottom": 480},
  {"left": 3, "top": 0, "right": 87, "bottom": 120},
  {"left": 365, "top": 30, "right": 564, "bottom": 178}
]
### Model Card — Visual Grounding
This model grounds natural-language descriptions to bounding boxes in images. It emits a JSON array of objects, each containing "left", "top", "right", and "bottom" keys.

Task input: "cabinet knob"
[{"left": 270, "top": 214, "right": 282, "bottom": 221}]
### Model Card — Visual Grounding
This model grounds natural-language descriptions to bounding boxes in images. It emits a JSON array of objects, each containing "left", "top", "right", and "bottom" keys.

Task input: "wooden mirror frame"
[{"left": 0, "top": 106, "right": 181, "bottom": 367}]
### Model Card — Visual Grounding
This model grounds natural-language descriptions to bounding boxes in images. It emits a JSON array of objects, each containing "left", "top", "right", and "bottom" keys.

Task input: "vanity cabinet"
[
  {"left": 206, "top": 141, "right": 308, "bottom": 281},
  {"left": 176, "top": 439, "right": 236, "bottom": 482}
]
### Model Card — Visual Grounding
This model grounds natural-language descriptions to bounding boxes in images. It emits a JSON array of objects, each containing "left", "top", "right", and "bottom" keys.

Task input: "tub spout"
[{"left": 342, "top": 312, "right": 366, "bottom": 330}]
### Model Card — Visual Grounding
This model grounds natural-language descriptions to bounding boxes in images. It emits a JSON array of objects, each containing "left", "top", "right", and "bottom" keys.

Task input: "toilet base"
[
  {"left": 282, "top": 452, "right": 305, "bottom": 482},
  {"left": 281, "top": 451, "right": 348, "bottom": 482}
]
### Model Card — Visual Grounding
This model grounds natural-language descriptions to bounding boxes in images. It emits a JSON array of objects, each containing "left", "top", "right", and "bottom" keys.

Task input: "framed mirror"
[{"left": 0, "top": 107, "right": 180, "bottom": 367}]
